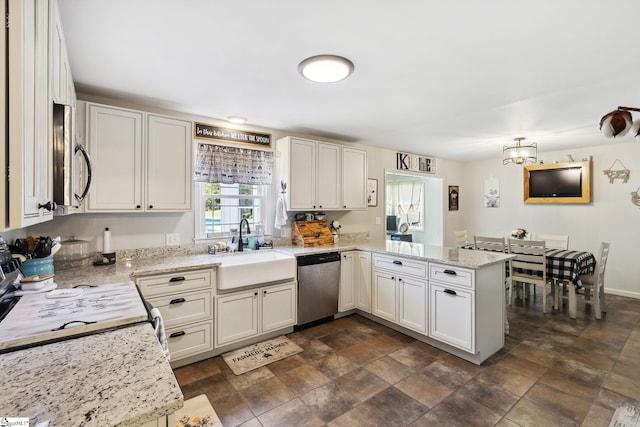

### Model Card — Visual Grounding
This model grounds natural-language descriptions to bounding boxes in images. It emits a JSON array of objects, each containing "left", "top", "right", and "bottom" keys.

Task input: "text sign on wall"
[
  {"left": 194, "top": 122, "right": 272, "bottom": 148},
  {"left": 396, "top": 152, "right": 436, "bottom": 174}
]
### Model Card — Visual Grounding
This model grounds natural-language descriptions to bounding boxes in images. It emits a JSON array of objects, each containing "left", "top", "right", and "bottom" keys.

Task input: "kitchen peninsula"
[{"left": 0, "top": 240, "right": 512, "bottom": 425}]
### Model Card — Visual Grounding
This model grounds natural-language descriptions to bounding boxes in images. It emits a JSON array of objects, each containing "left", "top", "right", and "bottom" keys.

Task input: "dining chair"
[
  {"left": 454, "top": 230, "right": 469, "bottom": 247},
  {"left": 567, "top": 241, "right": 610, "bottom": 319},
  {"left": 508, "top": 239, "right": 554, "bottom": 314},
  {"left": 532, "top": 233, "right": 569, "bottom": 250},
  {"left": 474, "top": 235, "right": 505, "bottom": 252}
]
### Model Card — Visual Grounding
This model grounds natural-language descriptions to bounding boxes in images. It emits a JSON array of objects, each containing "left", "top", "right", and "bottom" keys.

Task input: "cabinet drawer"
[
  {"left": 429, "top": 263, "right": 474, "bottom": 289},
  {"left": 373, "top": 254, "right": 427, "bottom": 278},
  {"left": 147, "top": 290, "right": 212, "bottom": 329},
  {"left": 166, "top": 320, "right": 213, "bottom": 361},
  {"left": 136, "top": 269, "right": 213, "bottom": 296}
]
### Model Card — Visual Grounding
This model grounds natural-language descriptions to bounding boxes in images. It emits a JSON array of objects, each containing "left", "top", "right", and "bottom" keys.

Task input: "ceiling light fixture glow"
[
  {"left": 298, "top": 55, "right": 354, "bottom": 83},
  {"left": 503, "top": 137, "right": 538, "bottom": 165},
  {"left": 227, "top": 116, "right": 247, "bottom": 124}
]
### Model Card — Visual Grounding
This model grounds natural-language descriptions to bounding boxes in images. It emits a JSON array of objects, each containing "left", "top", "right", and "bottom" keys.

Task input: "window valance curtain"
[{"left": 194, "top": 143, "right": 273, "bottom": 185}]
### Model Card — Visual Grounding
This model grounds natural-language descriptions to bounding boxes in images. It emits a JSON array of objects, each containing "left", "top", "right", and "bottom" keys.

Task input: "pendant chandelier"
[
  {"left": 599, "top": 106, "right": 640, "bottom": 139},
  {"left": 503, "top": 137, "right": 537, "bottom": 165}
]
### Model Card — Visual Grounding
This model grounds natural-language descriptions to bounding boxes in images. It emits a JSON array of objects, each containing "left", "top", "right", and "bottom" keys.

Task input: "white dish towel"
[{"left": 274, "top": 196, "right": 288, "bottom": 229}]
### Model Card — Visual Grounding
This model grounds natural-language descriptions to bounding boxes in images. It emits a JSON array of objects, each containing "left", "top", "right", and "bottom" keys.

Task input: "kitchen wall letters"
[
  {"left": 194, "top": 121, "right": 272, "bottom": 148},
  {"left": 396, "top": 152, "right": 435, "bottom": 174}
]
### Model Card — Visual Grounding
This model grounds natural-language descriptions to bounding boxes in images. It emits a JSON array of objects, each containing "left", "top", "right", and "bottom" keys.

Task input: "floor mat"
[
  {"left": 222, "top": 335, "right": 304, "bottom": 375},
  {"left": 610, "top": 405, "right": 640, "bottom": 427},
  {"left": 175, "top": 394, "right": 222, "bottom": 427}
]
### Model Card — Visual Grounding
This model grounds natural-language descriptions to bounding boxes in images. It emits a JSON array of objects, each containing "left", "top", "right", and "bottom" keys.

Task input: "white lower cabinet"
[
  {"left": 340, "top": 251, "right": 372, "bottom": 312},
  {"left": 216, "top": 281, "right": 296, "bottom": 347},
  {"left": 372, "top": 252, "right": 428, "bottom": 334},
  {"left": 429, "top": 283, "right": 474, "bottom": 352},
  {"left": 140, "top": 413, "right": 175, "bottom": 427},
  {"left": 398, "top": 276, "right": 427, "bottom": 334},
  {"left": 135, "top": 268, "right": 214, "bottom": 363}
]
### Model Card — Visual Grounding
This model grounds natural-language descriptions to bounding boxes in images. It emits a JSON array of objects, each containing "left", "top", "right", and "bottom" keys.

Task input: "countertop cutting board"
[{"left": 0, "top": 282, "right": 149, "bottom": 352}]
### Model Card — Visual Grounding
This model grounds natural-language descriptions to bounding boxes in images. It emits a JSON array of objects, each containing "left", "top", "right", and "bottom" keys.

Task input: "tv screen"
[
  {"left": 523, "top": 160, "right": 591, "bottom": 203},
  {"left": 529, "top": 167, "right": 582, "bottom": 197}
]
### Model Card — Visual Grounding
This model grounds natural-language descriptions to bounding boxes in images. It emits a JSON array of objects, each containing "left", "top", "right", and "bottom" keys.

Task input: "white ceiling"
[{"left": 58, "top": 0, "right": 640, "bottom": 161}]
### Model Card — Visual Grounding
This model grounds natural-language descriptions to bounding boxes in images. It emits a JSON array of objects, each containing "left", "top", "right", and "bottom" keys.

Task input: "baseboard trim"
[{"left": 604, "top": 288, "right": 640, "bottom": 299}]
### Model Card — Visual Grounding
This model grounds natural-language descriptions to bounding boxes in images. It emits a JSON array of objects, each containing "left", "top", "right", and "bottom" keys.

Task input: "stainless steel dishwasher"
[{"left": 297, "top": 252, "right": 341, "bottom": 326}]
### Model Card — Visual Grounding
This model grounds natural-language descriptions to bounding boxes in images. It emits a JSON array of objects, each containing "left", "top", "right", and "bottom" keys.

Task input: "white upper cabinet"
[
  {"left": 49, "top": 0, "right": 73, "bottom": 106},
  {"left": 277, "top": 136, "right": 367, "bottom": 211},
  {"left": 8, "top": 0, "right": 54, "bottom": 228},
  {"left": 87, "top": 104, "right": 144, "bottom": 211},
  {"left": 342, "top": 147, "right": 367, "bottom": 209},
  {"left": 86, "top": 103, "right": 192, "bottom": 212},
  {"left": 317, "top": 142, "right": 341, "bottom": 210},
  {"left": 146, "top": 114, "right": 192, "bottom": 211}
]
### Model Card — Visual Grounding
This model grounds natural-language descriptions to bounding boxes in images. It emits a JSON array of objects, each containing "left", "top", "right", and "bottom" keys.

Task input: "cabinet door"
[
  {"left": 216, "top": 290, "right": 259, "bottom": 347},
  {"left": 49, "top": 0, "right": 71, "bottom": 105},
  {"left": 339, "top": 252, "right": 356, "bottom": 312},
  {"left": 289, "top": 138, "right": 316, "bottom": 210},
  {"left": 86, "top": 104, "right": 144, "bottom": 211},
  {"left": 398, "top": 276, "right": 427, "bottom": 334},
  {"left": 8, "top": 0, "right": 53, "bottom": 228},
  {"left": 372, "top": 271, "right": 397, "bottom": 322},
  {"left": 342, "top": 147, "right": 367, "bottom": 209},
  {"left": 317, "top": 142, "right": 341, "bottom": 209},
  {"left": 429, "top": 283, "right": 474, "bottom": 352},
  {"left": 262, "top": 283, "right": 296, "bottom": 333},
  {"left": 146, "top": 114, "right": 192, "bottom": 211},
  {"left": 356, "top": 252, "right": 372, "bottom": 312}
]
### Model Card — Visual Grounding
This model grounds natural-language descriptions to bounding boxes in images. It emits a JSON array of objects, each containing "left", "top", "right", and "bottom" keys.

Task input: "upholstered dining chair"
[
  {"left": 568, "top": 241, "right": 610, "bottom": 319},
  {"left": 454, "top": 230, "right": 469, "bottom": 247},
  {"left": 508, "top": 239, "right": 554, "bottom": 314},
  {"left": 532, "top": 233, "right": 569, "bottom": 250}
]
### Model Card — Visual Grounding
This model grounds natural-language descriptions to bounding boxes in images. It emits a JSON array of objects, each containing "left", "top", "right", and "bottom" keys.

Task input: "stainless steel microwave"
[{"left": 52, "top": 102, "right": 92, "bottom": 215}]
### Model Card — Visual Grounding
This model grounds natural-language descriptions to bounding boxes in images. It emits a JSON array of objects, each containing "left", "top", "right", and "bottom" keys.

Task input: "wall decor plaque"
[{"left": 194, "top": 121, "right": 272, "bottom": 148}]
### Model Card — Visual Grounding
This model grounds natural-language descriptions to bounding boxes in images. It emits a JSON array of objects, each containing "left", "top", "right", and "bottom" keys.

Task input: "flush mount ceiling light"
[
  {"left": 599, "top": 106, "right": 640, "bottom": 139},
  {"left": 503, "top": 137, "right": 538, "bottom": 165},
  {"left": 298, "top": 55, "right": 354, "bottom": 83},
  {"left": 227, "top": 116, "right": 247, "bottom": 124}
]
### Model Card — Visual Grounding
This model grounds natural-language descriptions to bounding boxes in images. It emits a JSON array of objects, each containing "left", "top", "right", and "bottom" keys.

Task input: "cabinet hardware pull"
[
  {"left": 393, "top": 260, "right": 403, "bottom": 265},
  {"left": 170, "top": 298, "right": 186, "bottom": 304},
  {"left": 169, "top": 331, "right": 186, "bottom": 338},
  {"left": 169, "top": 276, "right": 186, "bottom": 282},
  {"left": 443, "top": 269, "right": 457, "bottom": 275},
  {"left": 38, "top": 201, "right": 57, "bottom": 211},
  {"left": 444, "top": 289, "right": 457, "bottom": 296}
]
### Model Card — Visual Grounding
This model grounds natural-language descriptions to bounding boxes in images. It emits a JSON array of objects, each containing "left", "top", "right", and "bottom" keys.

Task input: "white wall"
[{"left": 460, "top": 140, "right": 640, "bottom": 298}]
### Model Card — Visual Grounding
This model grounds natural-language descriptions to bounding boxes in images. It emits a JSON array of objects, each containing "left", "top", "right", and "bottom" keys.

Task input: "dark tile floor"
[{"left": 174, "top": 293, "right": 640, "bottom": 426}]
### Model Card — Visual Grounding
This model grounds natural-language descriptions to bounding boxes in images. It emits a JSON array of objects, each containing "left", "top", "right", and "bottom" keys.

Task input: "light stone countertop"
[
  {"left": 0, "top": 239, "right": 512, "bottom": 426},
  {"left": 0, "top": 323, "right": 183, "bottom": 427}
]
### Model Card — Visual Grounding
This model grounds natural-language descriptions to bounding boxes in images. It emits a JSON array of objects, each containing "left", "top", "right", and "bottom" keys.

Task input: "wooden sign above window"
[
  {"left": 396, "top": 152, "right": 436, "bottom": 174},
  {"left": 194, "top": 121, "right": 272, "bottom": 148}
]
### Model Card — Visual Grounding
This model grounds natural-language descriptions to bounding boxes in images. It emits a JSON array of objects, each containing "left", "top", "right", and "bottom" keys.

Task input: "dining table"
[{"left": 462, "top": 244, "right": 597, "bottom": 319}]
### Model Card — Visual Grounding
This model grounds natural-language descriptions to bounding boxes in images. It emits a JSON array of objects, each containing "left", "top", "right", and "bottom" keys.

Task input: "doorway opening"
[{"left": 384, "top": 171, "right": 443, "bottom": 246}]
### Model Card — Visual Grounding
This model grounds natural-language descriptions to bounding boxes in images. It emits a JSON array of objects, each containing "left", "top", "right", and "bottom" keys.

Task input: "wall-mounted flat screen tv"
[{"left": 523, "top": 160, "right": 591, "bottom": 203}]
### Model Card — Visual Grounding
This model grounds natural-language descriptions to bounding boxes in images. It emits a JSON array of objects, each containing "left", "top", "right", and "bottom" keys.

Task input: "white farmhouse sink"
[{"left": 216, "top": 251, "right": 296, "bottom": 290}]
